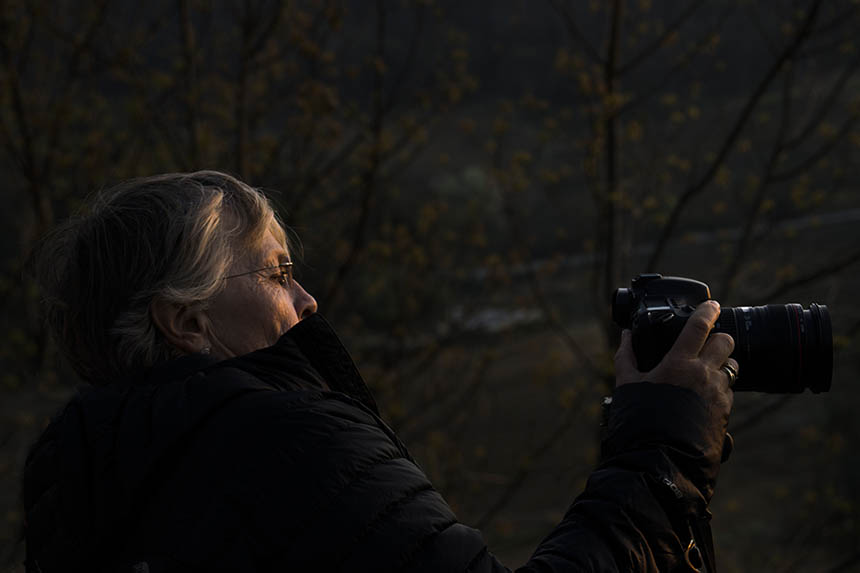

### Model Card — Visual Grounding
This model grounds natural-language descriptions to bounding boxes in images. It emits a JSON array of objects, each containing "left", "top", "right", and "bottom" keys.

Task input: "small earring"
[{"left": 201, "top": 346, "right": 211, "bottom": 355}]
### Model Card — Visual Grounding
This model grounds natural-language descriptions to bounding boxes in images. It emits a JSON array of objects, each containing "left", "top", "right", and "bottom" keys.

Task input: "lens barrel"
[{"left": 714, "top": 303, "right": 832, "bottom": 393}]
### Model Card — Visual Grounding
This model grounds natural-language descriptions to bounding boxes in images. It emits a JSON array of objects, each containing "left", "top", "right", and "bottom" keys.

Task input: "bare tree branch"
[
  {"left": 744, "top": 3, "right": 779, "bottom": 58},
  {"left": 382, "top": 2, "right": 424, "bottom": 114},
  {"left": 243, "top": 0, "right": 285, "bottom": 61},
  {"left": 806, "top": 2, "right": 859, "bottom": 39},
  {"left": 771, "top": 114, "right": 859, "bottom": 183},
  {"left": 753, "top": 247, "right": 860, "bottom": 305},
  {"left": 475, "top": 405, "right": 589, "bottom": 530},
  {"left": 526, "top": 270, "right": 604, "bottom": 381},
  {"left": 234, "top": 0, "right": 253, "bottom": 177},
  {"left": 40, "top": 0, "right": 110, "bottom": 178},
  {"left": 546, "top": 0, "right": 603, "bottom": 65},
  {"left": 320, "top": 0, "right": 387, "bottom": 309},
  {"left": 730, "top": 395, "right": 794, "bottom": 437},
  {"left": 179, "top": 0, "right": 200, "bottom": 167},
  {"left": 782, "top": 52, "right": 860, "bottom": 151},
  {"left": 646, "top": 0, "right": 823, "bottom": 271},
  {"left": 611, "top": 4, "right": 735, "bottom": 119},
  {"left": 616, "top": 1, "right": 702, "bottom": 76},
  {"left": 399, "top": 350, "right": 492, "bottom": 444},
  {"left": 721, "top": 58, "right": 796, "bottom": 298},
  {"left": 600, "top": 0, "right": 622, "bottom": 303}
]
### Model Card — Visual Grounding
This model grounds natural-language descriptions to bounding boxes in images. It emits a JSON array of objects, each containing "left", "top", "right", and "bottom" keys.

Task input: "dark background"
[{"left": 2, "top": 1, "right": 860, "bottom": 570}]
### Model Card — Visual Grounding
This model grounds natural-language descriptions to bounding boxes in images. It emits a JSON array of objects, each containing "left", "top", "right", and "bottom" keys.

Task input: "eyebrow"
[{"left": 264, "top": 248, "right": 291, "bottom": 265}]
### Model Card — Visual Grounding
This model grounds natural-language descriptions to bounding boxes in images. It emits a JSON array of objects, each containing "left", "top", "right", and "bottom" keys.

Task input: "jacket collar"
[
  {"left": 145, "top": 313, "right": 380, "bottom": 416},
  {"left": 146, "top": 352, "right": 219, "bottom": 385},
  {"left": 281, "top": 313, "right": 380, "bottom": 415}
]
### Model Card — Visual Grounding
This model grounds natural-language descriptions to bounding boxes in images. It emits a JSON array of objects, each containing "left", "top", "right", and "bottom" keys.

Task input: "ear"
[{"left": 150, "top": 298, "right": 210, "bottom": 355}]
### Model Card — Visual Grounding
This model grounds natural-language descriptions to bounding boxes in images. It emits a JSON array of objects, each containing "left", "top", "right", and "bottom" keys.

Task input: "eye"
[
  {"left": 271, "top": 262, "right": 293, "bottom": 287},
  {"left": 272, "top": 271, "right": 288, "bottom": 286}
]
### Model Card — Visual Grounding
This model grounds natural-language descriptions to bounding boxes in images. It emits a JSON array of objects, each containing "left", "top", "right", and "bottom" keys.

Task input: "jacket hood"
[{"left": 22, "top": 313, "right": 375, "bottom": 571}]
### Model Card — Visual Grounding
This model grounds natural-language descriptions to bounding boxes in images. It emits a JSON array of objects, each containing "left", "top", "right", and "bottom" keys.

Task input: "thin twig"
[
  {"left": 475, "top": 407, "right": 589, "bottom": 530},
  {"left": 320, "top": 0, "right": 387, "bottom": 309},
  {"left": 546, "top": 0, "right": 603, "bottom": 65},
  {"left": 616, "top": 1, "right": 702, "bottom": 76},
  {"left": 753, "top": 247, "right": 860, "bottom": 304}
]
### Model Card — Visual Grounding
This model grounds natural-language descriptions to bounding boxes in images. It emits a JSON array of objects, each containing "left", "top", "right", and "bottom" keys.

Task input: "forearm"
[{"left": 512, "top": 383, "right": 719, "bottom": 572}]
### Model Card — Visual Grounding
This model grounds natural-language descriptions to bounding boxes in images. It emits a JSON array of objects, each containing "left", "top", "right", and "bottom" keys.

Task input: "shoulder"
[
  {"left": 181, "top": 364, "right": 413, "bottom": 499},
  {"left": 182, "top": 372, "right": 474, "bottom": 570},
  {"left": 195, "top": 363, "right": 393, "bottom": 448}
]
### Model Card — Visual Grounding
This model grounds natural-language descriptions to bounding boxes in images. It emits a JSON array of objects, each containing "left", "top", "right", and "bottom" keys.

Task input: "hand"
[{"left": 615, "top": 300, "right": 736, "bottom": 458}]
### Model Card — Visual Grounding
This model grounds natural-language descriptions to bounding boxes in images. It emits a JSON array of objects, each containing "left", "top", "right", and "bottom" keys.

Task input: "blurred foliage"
[{"left": 2, "top": 0, "right": 860, "bottom": 570}]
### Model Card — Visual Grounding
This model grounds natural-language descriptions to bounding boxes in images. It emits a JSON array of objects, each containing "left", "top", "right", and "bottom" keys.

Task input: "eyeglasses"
[{"left": 224, "top": 262, "right": 294, "bottom": 287}]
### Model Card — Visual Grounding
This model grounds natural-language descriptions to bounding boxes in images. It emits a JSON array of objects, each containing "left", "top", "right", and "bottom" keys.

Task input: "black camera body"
[{"left": 612, "top": 273, "right": 832, "bottom": 393}]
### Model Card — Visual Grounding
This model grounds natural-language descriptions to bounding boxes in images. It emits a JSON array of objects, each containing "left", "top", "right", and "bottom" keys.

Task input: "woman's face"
[{"left": 203, "top": 228, "right": 317, "bottom": 359}]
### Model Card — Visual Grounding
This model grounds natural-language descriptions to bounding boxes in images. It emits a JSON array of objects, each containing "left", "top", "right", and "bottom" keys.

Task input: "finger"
[
  {"left": 699, "top": 332, "right": 735, "bottom": 369},
  {"left": 667, "top": 300, "right": 721, "bottom": 359},
  {"left": 724, "top": 357, "right": 739, "bottom": 376},
  {"left": 614, "top": 330, "right": 641, "bottom": 385}
]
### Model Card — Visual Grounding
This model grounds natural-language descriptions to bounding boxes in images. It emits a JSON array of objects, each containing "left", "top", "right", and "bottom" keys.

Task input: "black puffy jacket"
[{"left": 23, "top": 314, "right": 720, "bottom": 572}]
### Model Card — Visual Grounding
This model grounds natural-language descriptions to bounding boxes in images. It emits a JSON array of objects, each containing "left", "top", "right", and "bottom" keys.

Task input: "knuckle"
[
  {"left": 714, "top": 332, "right": 735, "bottom": 352},
  {"left": 693, "top": 362, "right": 710, "bottom": 382}
]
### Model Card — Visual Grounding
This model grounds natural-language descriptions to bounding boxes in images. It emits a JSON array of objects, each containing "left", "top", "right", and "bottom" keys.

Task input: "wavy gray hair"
[{"left": 34, "top": 171, "right": 289, "bottom": 384}]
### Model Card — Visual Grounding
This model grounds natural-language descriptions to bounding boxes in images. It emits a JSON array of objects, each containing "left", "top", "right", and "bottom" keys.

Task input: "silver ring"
[{"left": 720, "top": 362, "right": 738, "bottom": 387}]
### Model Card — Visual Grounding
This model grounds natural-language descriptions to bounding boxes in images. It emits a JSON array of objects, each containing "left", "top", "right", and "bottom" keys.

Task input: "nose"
[{"left": 293, "top": 281, "right": 318, "bottom": 319}]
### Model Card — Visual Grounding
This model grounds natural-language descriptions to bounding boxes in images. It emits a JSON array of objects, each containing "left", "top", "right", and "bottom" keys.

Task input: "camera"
[{"left": 612, "top": 273, "right": 832, "bottom": 393}]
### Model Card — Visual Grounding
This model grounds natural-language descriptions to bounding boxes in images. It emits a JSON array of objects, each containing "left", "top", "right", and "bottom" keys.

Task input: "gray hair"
[{"left": 33, "top": 171, "right": 289, "bottom": 384}]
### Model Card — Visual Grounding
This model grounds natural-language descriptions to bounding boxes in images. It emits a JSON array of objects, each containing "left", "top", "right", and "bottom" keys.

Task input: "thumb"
[{"left": 614, "top": 329, "right": 641, "bottom": 386}]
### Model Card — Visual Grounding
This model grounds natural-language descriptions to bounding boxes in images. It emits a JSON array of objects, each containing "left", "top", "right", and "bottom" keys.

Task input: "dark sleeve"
[
  {"left": 245, "top": 385, "right": 716, "bottom": 573},
  {"left": 514, "top": 383, "right": 716, "bottom": 572}
]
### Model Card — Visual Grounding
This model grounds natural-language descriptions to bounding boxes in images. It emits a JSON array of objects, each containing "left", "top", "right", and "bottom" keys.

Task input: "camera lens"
[{"left": 714, "top": 303, "right": 832, "bottom": 393}]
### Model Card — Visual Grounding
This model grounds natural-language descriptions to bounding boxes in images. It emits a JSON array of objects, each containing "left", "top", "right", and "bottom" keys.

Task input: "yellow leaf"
[
  {"left": 578, "top": 72, "right": 594, "bottom": 94},
  {"left": 818, "top": 122, "right": 837, "bottom": 137},
  {"left": 715, "top": 167, "right": 731, "bottom": 187},
  {"left": 626, "top": 120, "right": 643, "bottom": 141},
  {"left": 459, "top": 118, "right": 476, "bottom": 134},
  {"left": 554, "top": 48, "right": 570, "bottom": 72},
  {"left": 559, "top": 387, "right": 578, "bottom": 409},
  {"left": 512, "top": 150, "right": 533, "bottom": 164},
  {"left": 493, "top": 118, "right": 510, "bottom": 136},
  {"left": 660, "top": 93, "right": 678, "bottom": 106},
  {"left": 373, "top": 56, "right": 386, "bottom": 74}
]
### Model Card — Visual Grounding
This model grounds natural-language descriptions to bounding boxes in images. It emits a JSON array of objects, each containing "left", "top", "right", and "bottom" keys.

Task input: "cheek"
[{"left": 262, "top": 286, "right": 300, "bottom": 331}]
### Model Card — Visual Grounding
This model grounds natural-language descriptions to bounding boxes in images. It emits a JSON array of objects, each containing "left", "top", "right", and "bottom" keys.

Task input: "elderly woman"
[{"left": 23, "top": 171, "right": 735, "bottom": 572}]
